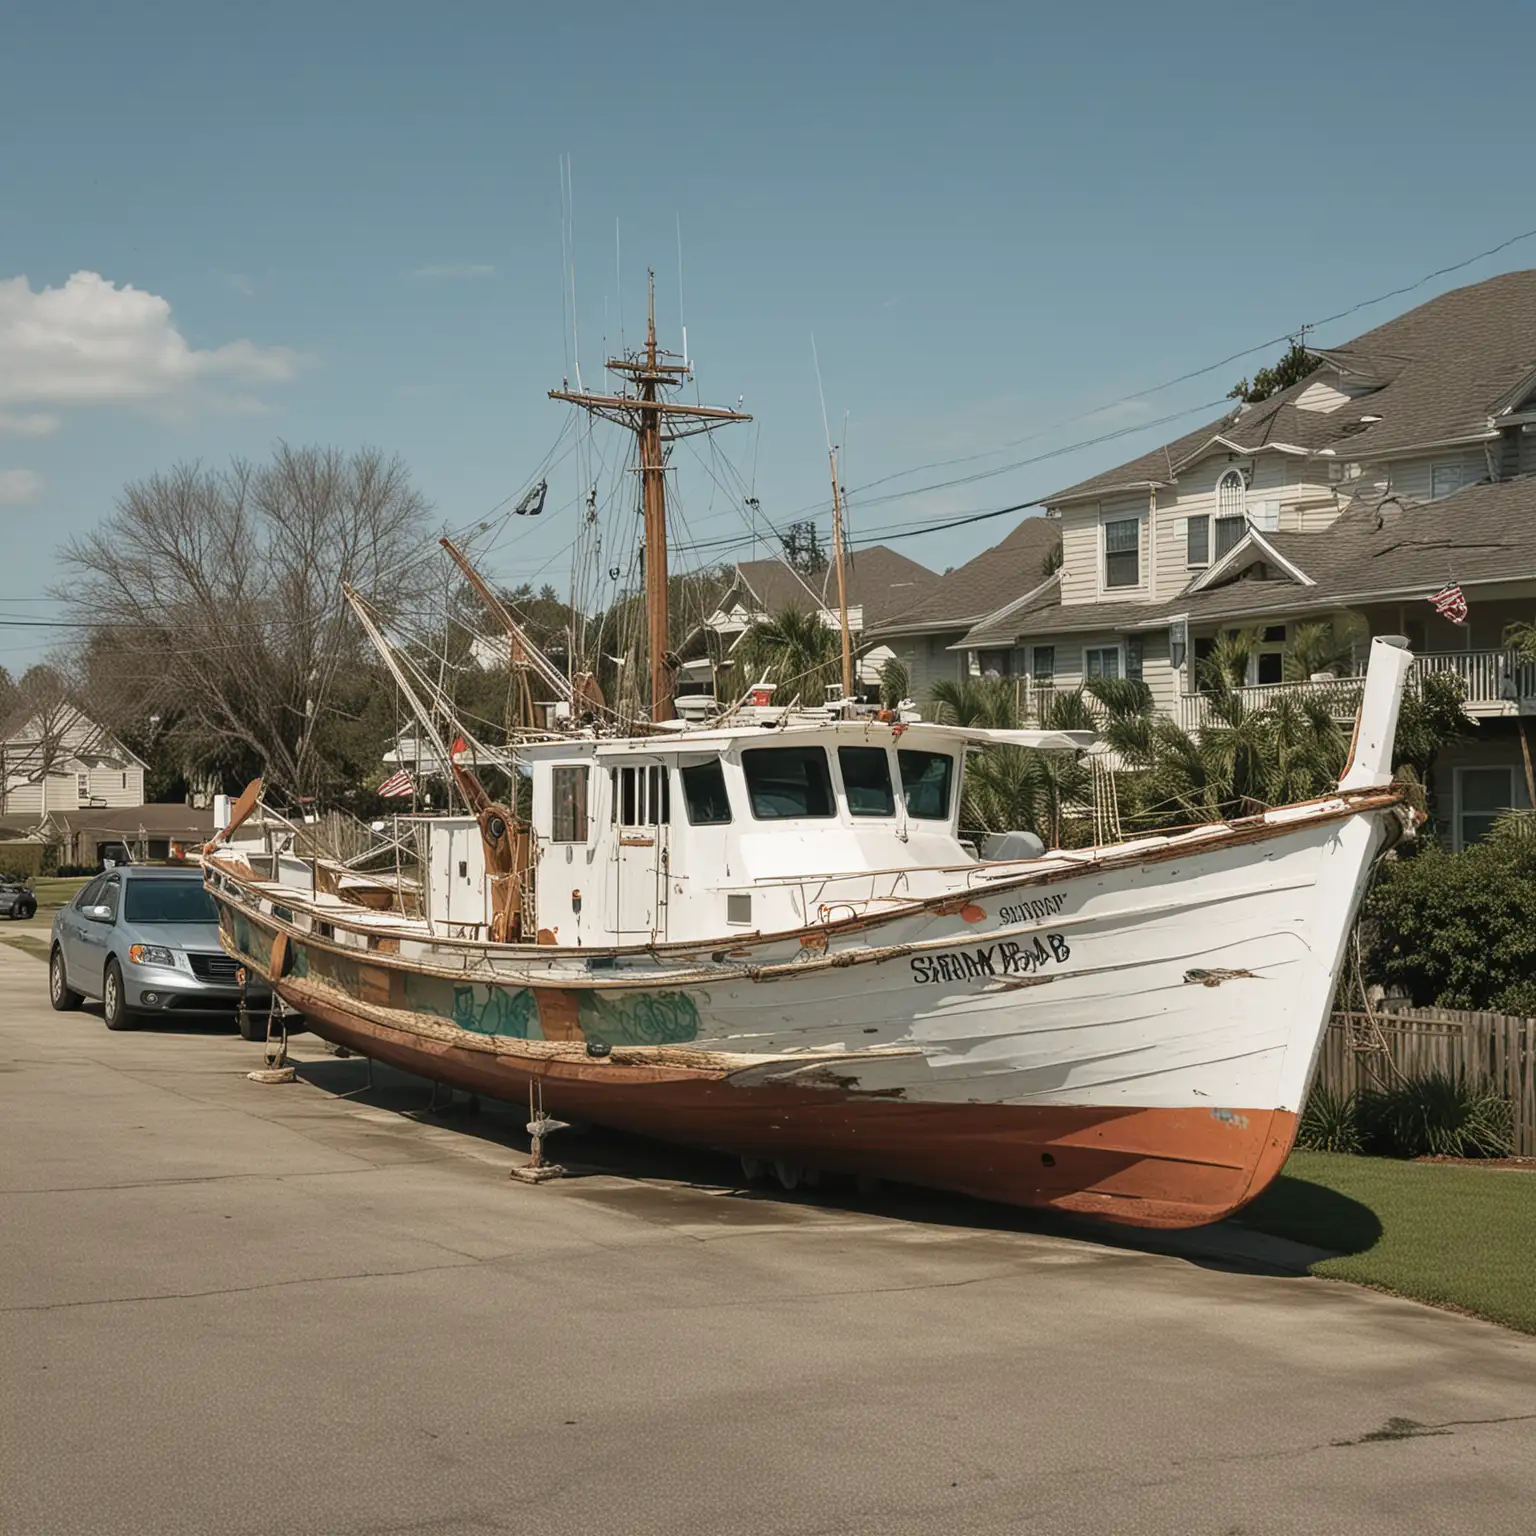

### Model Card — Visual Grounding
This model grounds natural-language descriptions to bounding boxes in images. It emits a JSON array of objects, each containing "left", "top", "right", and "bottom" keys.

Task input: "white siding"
[
  {"left": 2, "top": 781, "right": 43, "bottom": 816},
  {"left": 86, "top": 764, "right": 143, "bottom": 807},
  {"left": 1058, "top": 506, "right": 1100, "bottom": 605},
  {"left": 1383, "top": 449, "right": 1487, "bottom": 502}
]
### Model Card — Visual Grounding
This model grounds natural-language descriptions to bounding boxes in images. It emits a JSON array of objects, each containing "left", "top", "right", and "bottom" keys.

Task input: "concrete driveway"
[{"left": 2, "top": 937, "right": 1533, "bottom": 1536}]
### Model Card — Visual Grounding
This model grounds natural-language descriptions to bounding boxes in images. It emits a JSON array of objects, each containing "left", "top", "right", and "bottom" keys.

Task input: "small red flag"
[{"left": 450, "top": 736, "right": 468, "bottom": 760}]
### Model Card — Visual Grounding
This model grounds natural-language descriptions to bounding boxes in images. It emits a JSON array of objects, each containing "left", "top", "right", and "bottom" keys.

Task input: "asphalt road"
[{"left": 2, "top": 934, "right": 1534, "bottom": 1536}]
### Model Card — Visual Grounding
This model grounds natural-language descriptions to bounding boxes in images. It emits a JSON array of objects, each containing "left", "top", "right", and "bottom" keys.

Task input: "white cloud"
[
  {"left": 405, "top": 263, "right": 496, "bottom": 282},
  {"left": 0, "top": 411, "right": 59, "bottom": 437},
  {"left": 0, "top": 469, "right": 44, "bottom": 505},
  {"left": 0, "top": 270, "right": 301, "bottom": 413}
]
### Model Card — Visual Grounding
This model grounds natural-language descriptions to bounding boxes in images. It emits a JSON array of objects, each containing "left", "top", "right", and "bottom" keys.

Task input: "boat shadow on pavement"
[{"left": 291, "top": 1049, "right": 1380, "bottom": 1279}]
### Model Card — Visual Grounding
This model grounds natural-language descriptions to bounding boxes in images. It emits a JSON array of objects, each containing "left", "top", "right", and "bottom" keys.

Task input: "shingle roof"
[
  {"left": 871, "top": 515, "right": 1062, "bottom": 635},
  {"left": 960, "top": 475, "right": 1536, "bottom": 643},
  {"left": 734, "top": 545, "right": 938, "bottom": 629},
  {"left": 1042, "top": 269, "right": 1536, "bottom": 503}
]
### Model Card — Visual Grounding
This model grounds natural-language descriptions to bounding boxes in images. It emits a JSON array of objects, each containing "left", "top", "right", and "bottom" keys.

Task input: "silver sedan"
[{"left": 48, "top": 866, "right": 272, "bottom": 1036}]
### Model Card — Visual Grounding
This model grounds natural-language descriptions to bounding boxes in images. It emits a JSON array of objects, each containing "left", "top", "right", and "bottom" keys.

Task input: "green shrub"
[
  {"left": 1298, "top": 1084, "right": 1364, "bottom": 1153},
  {"left": 1361, "top": 1072, "right": 1514, "bottom": 1160},
  {"left": 1366, "top": 837, "right": 1536, "bottom": 1016}
]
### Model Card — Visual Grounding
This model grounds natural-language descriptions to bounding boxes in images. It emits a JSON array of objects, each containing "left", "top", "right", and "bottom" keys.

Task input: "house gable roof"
[
  {"left": 731, "top": 545, "right": 938, "bottom": 629},
  {"left": 1041, "top": 268, "right": 1536, "bottom": 503},
  {"left": 871, "top": 515, "right": 1062, "bottom": 635}
]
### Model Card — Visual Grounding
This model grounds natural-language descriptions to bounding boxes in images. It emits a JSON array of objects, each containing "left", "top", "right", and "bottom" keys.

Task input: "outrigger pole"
[{"left": 550, "top": 273, "right": 750, "bottom": 723}]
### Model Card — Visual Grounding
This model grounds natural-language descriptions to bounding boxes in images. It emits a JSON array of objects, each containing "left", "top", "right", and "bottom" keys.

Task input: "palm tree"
[
  {"left": 877, "top": 657, "right": 910, "bottom": 710},
  {"left": 731, "top": 606, "right": 844, "bottom": 705},
  {"left": 929, "top": 676, "right": 1018, "bottom": 730}
]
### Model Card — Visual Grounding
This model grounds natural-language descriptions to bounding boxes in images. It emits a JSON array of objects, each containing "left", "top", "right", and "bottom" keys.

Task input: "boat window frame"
[
  {"left": 678, "top": 757, "right": 733, "bottom": 826},
  {"left": 549, "top": 764, "right": 591, "bottom": 843},
  {"left": 896, "top": 748, "right": 955, "bottom": 822},
  {"left": 740, "top": 745, "right": 837, "bottom": 822},
  {"left": 836, "top": 745, "right": 897, "bottom": 818}
]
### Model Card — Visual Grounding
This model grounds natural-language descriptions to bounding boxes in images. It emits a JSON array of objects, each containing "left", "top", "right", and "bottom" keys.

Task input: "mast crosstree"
[{"left": 551, "top": 273, "right": 750, "bottom": 722}]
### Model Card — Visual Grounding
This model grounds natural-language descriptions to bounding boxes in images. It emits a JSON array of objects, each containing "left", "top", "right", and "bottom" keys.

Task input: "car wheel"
[
  {"left": 17, "top": 901, "right": 35, "bottom": 921},
  {"left": 49, "top": 947, "right": 83, "bottom": 1012},
  {"left": 102, "top": 959, "right": 135, "bottom": 1031}
]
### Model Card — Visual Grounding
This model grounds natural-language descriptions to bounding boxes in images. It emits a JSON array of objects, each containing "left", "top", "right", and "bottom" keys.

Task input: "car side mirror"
[{"left": 85, "top": 905, "right": 115, "bottom": 923}]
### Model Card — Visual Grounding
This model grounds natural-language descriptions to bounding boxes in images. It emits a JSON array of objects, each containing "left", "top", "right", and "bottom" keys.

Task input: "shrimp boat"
[{"left": 203, "top": 295, "right": 1416, "bottom": 1229}]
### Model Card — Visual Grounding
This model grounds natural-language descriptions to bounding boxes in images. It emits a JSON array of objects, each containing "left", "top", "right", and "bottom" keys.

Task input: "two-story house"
[
  {"left": 907, "top": 270, "right": 1536, "bottom": 847},
  {"left": 0, "top": 702, "right": 146, "bottom": 816}
]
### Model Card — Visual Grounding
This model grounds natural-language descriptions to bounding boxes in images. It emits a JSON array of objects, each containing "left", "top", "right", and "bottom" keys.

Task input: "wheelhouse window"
[
  {"left": 897, "top": 750, "right": 953, "bottom": 821},
  {"left": 679, "top": 759, "right": 732, "bottom": 825},
  {"left": 613, "top": 764, "right": 669, "bottom": 826},
  {"left": 550, "top": 765, "right": 589, "bottom": 842},
  {"left": 1085, "top": 646, "right": 1120, "bottom": 680},
  {"left": 1103, "top": 518, "right": 1139, "bottom": 588},
  {"left": 1215, "top": 469, "right": 1247, "bottom": 558},
  {"left": 741, "top": 746, "right": 835, "bottom": 820},
  {"left": 838, "top": 747, "right": 895, "bottom": 817},
  {"left": 1186, "top": 514, "right": 1210, "bottom": 567}
]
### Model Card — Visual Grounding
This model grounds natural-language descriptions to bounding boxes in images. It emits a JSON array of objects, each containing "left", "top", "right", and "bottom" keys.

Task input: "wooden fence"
[{"left": 1318, "top": 1008, "right": 1536, "bottom": 1155}]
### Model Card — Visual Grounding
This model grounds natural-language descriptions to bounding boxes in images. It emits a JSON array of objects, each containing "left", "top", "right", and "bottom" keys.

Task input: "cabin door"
[{"left": 608, "top": 764, "right": 669, "bottom": 942}]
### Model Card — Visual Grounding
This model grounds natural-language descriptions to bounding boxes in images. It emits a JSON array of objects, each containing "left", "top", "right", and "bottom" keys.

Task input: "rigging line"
[{"left": 832, "top": 223, "right": 1536, "bottom": 507}]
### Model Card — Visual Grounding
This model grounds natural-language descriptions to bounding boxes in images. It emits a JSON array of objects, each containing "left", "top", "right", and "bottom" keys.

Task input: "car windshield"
[{"left": 123, "top": 879, "right": 218, "bottom": 924}]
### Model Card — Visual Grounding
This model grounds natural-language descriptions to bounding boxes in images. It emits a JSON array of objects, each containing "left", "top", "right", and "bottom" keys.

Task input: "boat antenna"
[
  {"left": 812, "top": 334, "right": 855, "bottom": 708},
  {"left": 551, "top": 271, "right": 750, "bottom": 723}
]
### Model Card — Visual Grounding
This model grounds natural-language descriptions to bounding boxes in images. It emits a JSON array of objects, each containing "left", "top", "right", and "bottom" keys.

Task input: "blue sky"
[{"left": 3, "top": 0, "right": 1534, "bottom": 668}]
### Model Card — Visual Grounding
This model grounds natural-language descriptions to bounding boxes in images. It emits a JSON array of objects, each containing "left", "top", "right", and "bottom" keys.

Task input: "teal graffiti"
[
  {"left": 402, "top": 972, "right": 542, "bottom": 1040},
  {"left": 577, "top": 989, "right": 700, "bottom": 1046}
]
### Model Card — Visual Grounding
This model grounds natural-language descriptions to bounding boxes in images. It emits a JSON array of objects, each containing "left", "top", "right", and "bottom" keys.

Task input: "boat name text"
[
  {"left": 996, "top": 893, "right": 1068, "bottom": 926},
  {"left": 911, "top": 934, "right": 1071, "bottom": 985}
]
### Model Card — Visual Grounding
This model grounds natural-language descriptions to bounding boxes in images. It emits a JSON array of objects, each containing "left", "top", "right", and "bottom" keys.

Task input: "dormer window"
[{"left": 1215, "top": 470, "right": 1247, "bottom": 558}]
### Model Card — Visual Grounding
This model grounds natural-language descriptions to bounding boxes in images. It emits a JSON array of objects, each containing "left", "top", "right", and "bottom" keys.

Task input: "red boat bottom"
[{"left": 288, "top": 985, "right": 1299, "bottom": 1231}]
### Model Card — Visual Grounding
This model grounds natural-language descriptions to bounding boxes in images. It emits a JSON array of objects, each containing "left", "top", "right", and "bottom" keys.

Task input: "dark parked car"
[
  {"left": 48, "top": 866, "right": 271, "bottom": 1035},
  {"left": 0, "top": 878, "right": 37, "bottom": 920}
]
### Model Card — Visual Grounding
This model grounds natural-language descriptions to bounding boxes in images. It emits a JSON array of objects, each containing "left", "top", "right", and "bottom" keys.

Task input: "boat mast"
[
  {"left": 827, "top": 445, "right": 854, "bottom": 705},
  {"left": 550, "top": 273, "right": 750, "bottom": 723}
]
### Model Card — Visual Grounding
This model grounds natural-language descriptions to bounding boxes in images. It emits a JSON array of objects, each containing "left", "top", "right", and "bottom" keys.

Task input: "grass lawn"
[
  {"left": 0, "top": 933, "right": 48, "bottom": 961},
  {"left": 27, "top": 875, "right": 93, "bottom": 918},
  {"left": 1238, "top": 1150, "right": 1536, "bottom": 1334}
]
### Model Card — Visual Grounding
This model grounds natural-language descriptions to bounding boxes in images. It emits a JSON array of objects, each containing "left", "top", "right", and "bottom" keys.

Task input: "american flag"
[
  {"left": 1429, "top": 583, "right": 1468, "bottom": 624},
  {"left": 377, "top": 769, "right": 415, "bottom": 798}
]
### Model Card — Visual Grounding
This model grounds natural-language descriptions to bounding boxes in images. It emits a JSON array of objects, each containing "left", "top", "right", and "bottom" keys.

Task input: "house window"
[
  {"left": 121, "top": 772, "right": 128, "bottom": 790},
  {"left": 1032, "top": 646, "right": 1055, "bottom": 683},
  {"left": 977, "top": 649, "right": 1012, "bottom": 678},
  {"left": 550, "top": 766, "right": 590, "bottom": 842},
  {"left": 1431, "top": 463, "right": 1473, "bottom": 499},
  {"left": 1103, "top": 518, "right": 1140, "bottom": 588},
  {"left": 1215, "top": 469, "right": 1247, "bottom": 558},
  {"left": 76, "top": 772, "right": 90, "bottom": 803},
  {"left": 1250, "top": 624, "right": 1287, "bottom": 687},
  {"left": 1085, "top": 646, "right": 1120, "bottom": 681},
  {"left": 1186, "top": 515, "right": 1210, "bottom": 567},
  {"left": 1125, "top": 638, "right": 1143, "bottom": 682},
  {"left": 1456, "top": 767, "right": 1516, "bottom": 850}
]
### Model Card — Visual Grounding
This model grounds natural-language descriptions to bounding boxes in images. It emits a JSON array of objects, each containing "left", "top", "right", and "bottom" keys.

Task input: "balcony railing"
[{"left": 1177, "top": 649, "right": 1536, "bottom": 730}]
